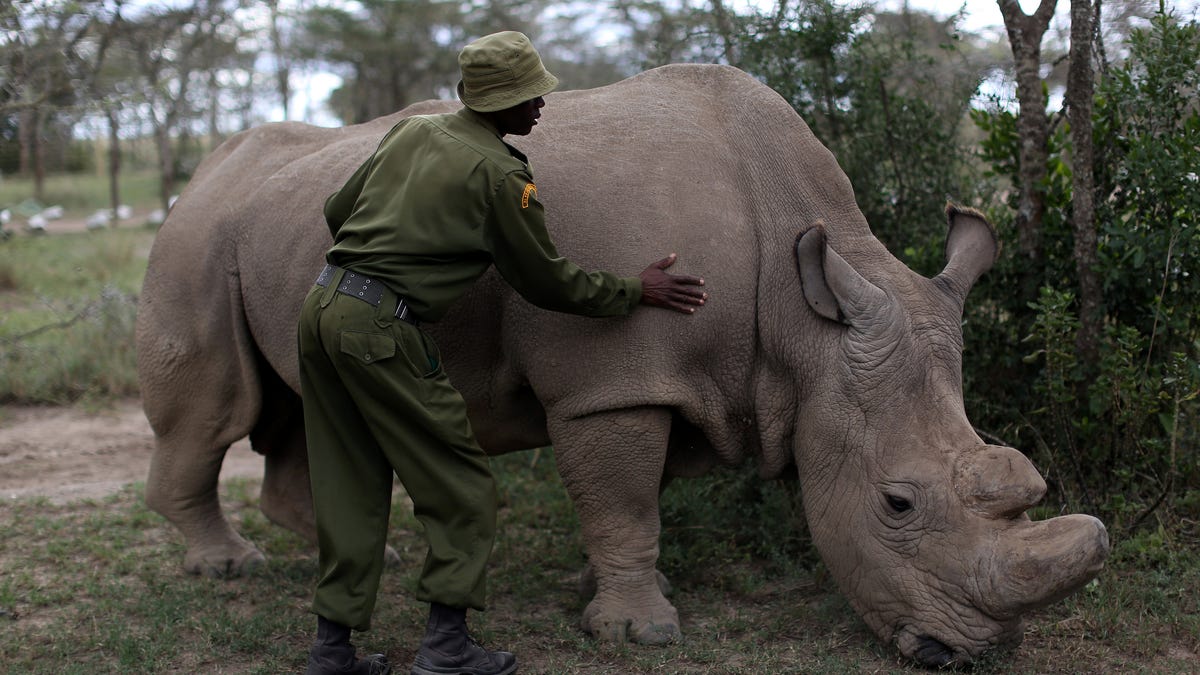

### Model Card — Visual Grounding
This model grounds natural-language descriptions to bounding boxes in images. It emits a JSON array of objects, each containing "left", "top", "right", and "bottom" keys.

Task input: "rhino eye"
[{"left": 885, "top": 494, "right": 913, "bottom": 514}]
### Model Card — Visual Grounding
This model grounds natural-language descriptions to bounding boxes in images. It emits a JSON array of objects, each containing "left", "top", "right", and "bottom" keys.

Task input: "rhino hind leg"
[
  {"left": 253, "top": 371, "right": 401, "bottom": 567},
  {"left": 146, "top": 431, "right": 266, "bottom": 578},
  {"left": 140, "top": 280, "right": 270, "bottom": 578},
  {"left": 549, "top": 407, "right": 680, "bottom": 645}
]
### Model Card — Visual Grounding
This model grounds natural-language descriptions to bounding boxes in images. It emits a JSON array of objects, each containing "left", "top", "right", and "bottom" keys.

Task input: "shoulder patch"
[{"left": 521, "top": 182, "right": 537, "bottom": 209}]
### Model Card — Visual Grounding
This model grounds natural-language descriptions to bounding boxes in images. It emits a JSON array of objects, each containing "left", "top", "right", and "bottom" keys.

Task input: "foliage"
[
  {"left": 659, "top": 465, "right": 819, "bottom": 586},
  {"left": 966, "top": 8, "right": 1200, "bottom": 536},
  {"left": 1093, "top": 10, "right": 1200, "bottom": 353},
  {"left": 735, "top": 0, "right": 992, "bottom": 274},
  {"left": 608, "top": 0, "right": 732, "bottom": 70},
  {"left": 300, "top": 0, "right": 463, "bottom": 124}
]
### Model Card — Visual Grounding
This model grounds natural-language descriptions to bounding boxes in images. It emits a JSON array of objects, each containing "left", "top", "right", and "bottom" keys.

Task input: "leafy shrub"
[{"left": 966, "top": 9, "right": 1200, "bottom": 536}]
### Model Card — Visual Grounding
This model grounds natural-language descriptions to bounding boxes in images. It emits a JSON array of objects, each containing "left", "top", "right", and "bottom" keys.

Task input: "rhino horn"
[
  {"left": 955, "top": 445, "right": 1047, "bottom": 519},
  {"left": 933, "top": 204, "right": 1000, "bottom": 305},
  {"left": 795, "top": 223, "right": 888, "bottom": 324},
  {"left": 984, "top": 514, "right": 1109, "bottom": 620}
]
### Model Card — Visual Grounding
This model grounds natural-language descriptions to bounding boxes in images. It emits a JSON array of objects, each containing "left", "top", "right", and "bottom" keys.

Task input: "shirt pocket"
[{"left": 339, "top": 330, "right": 397, "bottom": 365}]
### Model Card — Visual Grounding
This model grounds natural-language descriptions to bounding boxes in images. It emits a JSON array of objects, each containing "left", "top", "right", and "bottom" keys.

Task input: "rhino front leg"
[{"left": 549, "top": 407, "right": 679, "bottom": 644}]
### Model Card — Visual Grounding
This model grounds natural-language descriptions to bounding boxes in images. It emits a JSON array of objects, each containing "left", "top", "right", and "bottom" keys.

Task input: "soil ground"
[
  {"left": 1, "top": 213, "right": 241, "bottom": 501},
  {"left": 0, "top": 399, "right": 263, "bottom": 503}
]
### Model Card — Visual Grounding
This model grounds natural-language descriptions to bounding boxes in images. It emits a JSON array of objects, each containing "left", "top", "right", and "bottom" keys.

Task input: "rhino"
[{"left": 136, "top": 63, "right": 1108, "bottom": 667}]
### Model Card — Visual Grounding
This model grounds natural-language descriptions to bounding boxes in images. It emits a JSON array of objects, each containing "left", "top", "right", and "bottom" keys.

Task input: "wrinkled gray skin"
[{"left": 136, "top": 64, "right": 1108, "bottom": 667}]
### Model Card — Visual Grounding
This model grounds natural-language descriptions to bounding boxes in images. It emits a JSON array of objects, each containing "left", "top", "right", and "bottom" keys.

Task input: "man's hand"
[{"left": 639, "top": 254, "right": 707, "bottom": 314}]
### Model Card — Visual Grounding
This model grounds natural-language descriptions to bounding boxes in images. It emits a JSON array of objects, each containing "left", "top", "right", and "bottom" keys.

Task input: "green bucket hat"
[{"left": 456, "top": 31, "right": 559, "bottom": 112}]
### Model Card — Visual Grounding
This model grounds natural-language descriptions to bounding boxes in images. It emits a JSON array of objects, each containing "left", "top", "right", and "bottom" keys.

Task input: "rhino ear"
[
  {"left": 795, "top": 224, "right": 887, "bottom": 324},
  {"left": 934, "top": 204, "right": 1000, "bottom": 304}
]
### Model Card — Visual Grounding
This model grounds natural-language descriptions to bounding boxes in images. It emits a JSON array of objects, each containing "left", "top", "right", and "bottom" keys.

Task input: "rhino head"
[{"left": 792, "top": 206, "right": 1109, "bottom": 666}]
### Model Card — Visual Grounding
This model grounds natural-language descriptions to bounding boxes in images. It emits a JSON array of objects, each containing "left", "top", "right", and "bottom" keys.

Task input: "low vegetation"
[
  {"left": 0, "top": 226, "right": 150, "bottom": 404},
  {"left": 0, "top": 170, "right": 162, "bottom": 222},
  {"left": 1, "top": 453, "right": 1197, "bottom": 674}
]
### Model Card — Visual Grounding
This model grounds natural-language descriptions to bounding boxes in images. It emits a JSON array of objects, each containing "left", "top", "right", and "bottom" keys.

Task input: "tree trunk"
[
  {"left": 997, "top": 0, "right": 1057, "bottom": 273},
  {"left": 710, "top": 0, "right": 738, "bottom": 66},
  {"left": 1067, "top": 0, "right": 1102, "bottom": 361},
  {"left": 31, "top": 108, "right": 45, "bottom": 204},
  {"left": 208, "top": 69, "right": 223, "bottom": 152},
  {"left": 106, "top": 106, "right": 122, "bottom": 223},
  {"left": 18, "top": 108, "right": 34, "bottom": 177},
  {"left": 267, "top": 0, "right": 290, "bottom": 120},
  {"left": 155, "top": 124, "right": 175, "bottom": 214},
  {"left": 18, "top": 107, "right": 48, "bottom": 203}
]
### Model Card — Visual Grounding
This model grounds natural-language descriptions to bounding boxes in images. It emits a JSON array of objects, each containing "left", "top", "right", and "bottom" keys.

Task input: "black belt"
[{"left": 315, "top": 264, "right": 418, "bottom": 325}]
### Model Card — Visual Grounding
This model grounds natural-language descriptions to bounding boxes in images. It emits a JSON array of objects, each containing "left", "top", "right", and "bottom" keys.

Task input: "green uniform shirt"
[{"left": 324, "top": 107, "right": 642, "bottom": 322}]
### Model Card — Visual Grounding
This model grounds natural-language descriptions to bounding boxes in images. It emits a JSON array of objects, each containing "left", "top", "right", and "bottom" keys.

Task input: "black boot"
[
  {"left": 306, "top": 615, "right": 392, "bottom": 675},
  {"left": 409, "top": 603, "right": 516, "bottom": 675}
]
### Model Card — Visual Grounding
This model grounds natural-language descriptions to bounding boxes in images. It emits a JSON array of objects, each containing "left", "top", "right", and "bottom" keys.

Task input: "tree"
[
  {"left": 84, "top": 6, "right": 128, "bottom": 220},
  {"left": 736, "top": 1, "right": 997, "bottom": 269},
  {"left": 996, "top": 0, "right": 1058, "bottom": 276},
  {"left": 264, "top": 0, "right": 292, "bottom": 120},
  {"left": 609, "top": 0, "right": 732, "bottom": 71},
  {"left": 968, "top": 5, "right": 1199, "bottom": 528},
  {"left": 1065, "top": 0, "right": 1101, "bottom": 359},
  {"left": 123, "top": 0, "right": 249, "bottom": 212},
  {"left": 301, "top": 0, "right": 461, "bottom": 125},
  {"left": 0, "top": 0, "right": 108, "bottom": 201}
]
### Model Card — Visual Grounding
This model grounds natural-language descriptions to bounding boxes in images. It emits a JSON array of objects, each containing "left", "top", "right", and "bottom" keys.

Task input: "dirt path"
[
  {"left": 0, "top": 400, "right": 263, "bottom": 503},
  {"left": 4, "top": 208, "right": 157, "bottom": 237}
]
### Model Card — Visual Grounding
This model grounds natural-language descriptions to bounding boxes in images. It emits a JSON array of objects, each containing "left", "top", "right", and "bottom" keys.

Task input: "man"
[{"left": 298, "top": 31, "right": 707, "bottom": 675}]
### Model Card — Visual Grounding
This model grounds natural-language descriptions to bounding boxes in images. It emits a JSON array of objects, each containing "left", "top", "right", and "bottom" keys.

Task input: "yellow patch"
[{"left": 521, "top": 182, "right": 537, "bottom": 209}]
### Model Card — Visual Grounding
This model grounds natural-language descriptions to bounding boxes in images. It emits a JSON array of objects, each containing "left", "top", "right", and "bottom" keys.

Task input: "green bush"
[
  {"left": 966, "top": 9, "right": 1200, "bottom": 534},
  {"left": 737, "top": 0, "right": 982, "bottom": 275}
]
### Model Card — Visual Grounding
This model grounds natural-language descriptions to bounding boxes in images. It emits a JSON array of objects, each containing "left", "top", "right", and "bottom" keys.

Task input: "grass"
[
  {"left": 0, "top": 453, "right": 1197, "bottom": 674},
  {"left": 0, "top": 227, "right": 152, "bottom": 404},
  {"left": 0, "top": 170, "right": 162, "bottom": 220},
  {"left": 0, "top": 172, "right": 1196, "bottom": 672}
]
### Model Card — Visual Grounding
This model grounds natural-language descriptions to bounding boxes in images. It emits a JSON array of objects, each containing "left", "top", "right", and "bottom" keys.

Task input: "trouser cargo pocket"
[{"left": 339, "top": 330, "right": 396, "bottom": 365}]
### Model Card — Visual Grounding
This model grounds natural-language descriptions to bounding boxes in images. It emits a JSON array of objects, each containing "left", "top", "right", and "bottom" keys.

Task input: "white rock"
[
  {"left": 27, "top": 214, "right": 47, "bottom": 230},
  {"left": 41, "top": 205, "right": 64, "bottom": 220},
  {"left": 86, "top": 210, "right": 111, "bottom": 229}
]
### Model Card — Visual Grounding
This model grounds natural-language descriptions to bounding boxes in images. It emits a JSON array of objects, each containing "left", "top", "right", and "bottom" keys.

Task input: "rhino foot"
[
  {"left": 581, "top": 594, "right": 681, "bottom": 645},
  {"left": 578, "top": 563, "right": 672, "bottom": 599},
  {"left": 183, "top": 541, "right": 266, "bottom": 579}
]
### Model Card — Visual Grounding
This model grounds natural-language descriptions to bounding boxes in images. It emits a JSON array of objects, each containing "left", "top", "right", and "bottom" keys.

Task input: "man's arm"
[
  {"left": 323, "top": 155, "right": 372, "bottom": 239},
  {"left": 486, "top": 170, "right": 706, "bottom": 316}
]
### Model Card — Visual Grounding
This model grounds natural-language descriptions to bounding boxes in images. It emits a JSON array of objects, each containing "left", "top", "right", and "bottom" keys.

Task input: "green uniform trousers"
[{"left": 297, "top": 269, "right": 497, "bottom": 631}]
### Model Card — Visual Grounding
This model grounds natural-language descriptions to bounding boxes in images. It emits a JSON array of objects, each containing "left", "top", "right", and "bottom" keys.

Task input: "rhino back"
[
  {"left": 431, "top": 64, "right": 884, "bottom": 462},
  {"left": 145, "top": 64, "right": 884, "bottom": 462}
]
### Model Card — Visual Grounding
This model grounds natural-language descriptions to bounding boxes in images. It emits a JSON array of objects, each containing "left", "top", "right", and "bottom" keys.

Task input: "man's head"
[{"left": 457, "top": 31, "right": 558, "bottom": 136}]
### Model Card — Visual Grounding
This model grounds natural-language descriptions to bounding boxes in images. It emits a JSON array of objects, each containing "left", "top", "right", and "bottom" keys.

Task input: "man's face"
[{"left": 487, "top": 96, "right": 545, "bottom": 136}]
